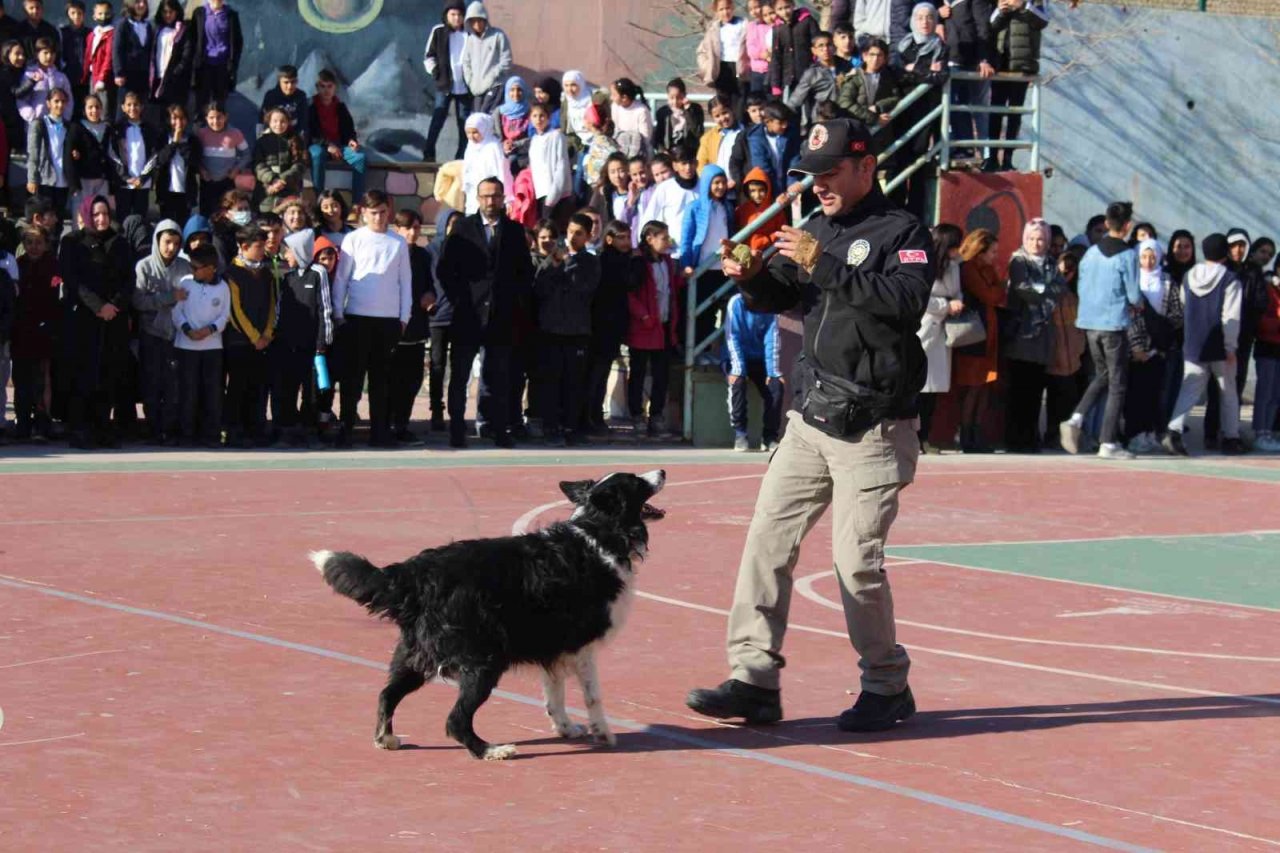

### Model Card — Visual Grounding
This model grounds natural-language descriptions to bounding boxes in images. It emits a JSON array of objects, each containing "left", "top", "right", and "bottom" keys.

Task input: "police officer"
[{"left": 686, "top": 119, "right": 934, "bottom": 732}]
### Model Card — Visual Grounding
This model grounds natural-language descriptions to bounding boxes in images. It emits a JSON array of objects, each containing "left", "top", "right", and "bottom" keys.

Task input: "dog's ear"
[{"left": 559, "top": 480, "right": 594, "bottom": 504}]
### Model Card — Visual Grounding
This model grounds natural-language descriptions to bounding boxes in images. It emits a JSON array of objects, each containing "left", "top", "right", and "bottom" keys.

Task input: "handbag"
[{"left": 943, "top": 306, "right": 987, "bottom": 349}]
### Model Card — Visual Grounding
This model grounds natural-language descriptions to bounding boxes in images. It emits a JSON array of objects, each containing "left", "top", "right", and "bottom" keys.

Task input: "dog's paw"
[
  {"left": 552, "top": 721, "right": 588, "bottom": 739},
  {"left": 373, "top": 733, "right": 401, "bottom": 750},
  {"left": 589, "top": 724, "right": 617, "bottom": 747},
  {"left": 482, "top": 743, "right": 518, "bottom": 761}
]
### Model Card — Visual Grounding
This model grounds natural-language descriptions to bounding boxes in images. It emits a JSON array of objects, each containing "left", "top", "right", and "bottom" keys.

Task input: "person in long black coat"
[
  {"left": 60, "top": 195, "right": 136, "bottom": 448},
  {"left": 435, "top": 176, "right": 534, "bottom": 448}
]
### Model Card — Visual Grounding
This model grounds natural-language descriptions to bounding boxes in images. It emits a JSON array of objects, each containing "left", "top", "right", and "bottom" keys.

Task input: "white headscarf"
[
  {"left": 561, "top": 70, "right": 597, "bottom": 143},
  {"left": 910, "top": 2, "right": 938, "bottom": 44},
  {"left": 461, "top": 113, "right": 513, "bottom": 215},
  {"left": 1137, "top": 238, "right": 1169, "bottom": 314}
]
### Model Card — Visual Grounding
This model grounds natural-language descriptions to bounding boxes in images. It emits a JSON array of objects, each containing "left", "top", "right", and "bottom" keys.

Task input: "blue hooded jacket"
[
  {"left": 744, "top": 122, "right": 800, "bottom": 198},
  {"left": 679, "top": 165, "right": 733, "bottom": 271},
  {"left": 723, "top": 292, "right": 780, "bottom": 376}
]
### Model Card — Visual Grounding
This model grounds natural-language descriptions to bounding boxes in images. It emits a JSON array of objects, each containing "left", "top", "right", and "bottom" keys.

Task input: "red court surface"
[{"left": 2, "top": 454, "right": 1278, "bottom": 850}]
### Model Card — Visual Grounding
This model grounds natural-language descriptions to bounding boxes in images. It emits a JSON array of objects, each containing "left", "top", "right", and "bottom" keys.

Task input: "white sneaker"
[
  {"left": 733, "top": 435, "right": 750, "bottom": 452},
  {"left": 1098, "top": 443, "right": 1136, "bottom": 460},
  {"left": 1059, "top": 420, "right": 1082, "bottom": 454}
]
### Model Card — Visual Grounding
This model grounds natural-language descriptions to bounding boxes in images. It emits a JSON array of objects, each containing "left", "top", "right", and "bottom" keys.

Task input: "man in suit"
[{"left": 436, "top": 176, "right": 534, "bottom": 448}]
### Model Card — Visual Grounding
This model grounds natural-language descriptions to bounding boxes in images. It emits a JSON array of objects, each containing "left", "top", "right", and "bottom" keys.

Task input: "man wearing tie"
[{"left": 436, "top": 177, "right": 534, "bottom": 448}]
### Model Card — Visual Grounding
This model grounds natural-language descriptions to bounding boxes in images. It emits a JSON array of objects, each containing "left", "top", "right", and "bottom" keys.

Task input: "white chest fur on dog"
[{"left": 567, "top": 524, "right": 637, "bottom": 644}]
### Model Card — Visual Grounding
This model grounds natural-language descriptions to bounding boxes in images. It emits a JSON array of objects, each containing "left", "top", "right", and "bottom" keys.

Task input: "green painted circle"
[{"left": 297, "top": 0, "right": 383, "bottom": 34}]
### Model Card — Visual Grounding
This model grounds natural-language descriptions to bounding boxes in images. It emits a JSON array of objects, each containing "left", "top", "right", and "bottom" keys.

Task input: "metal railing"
[{"left": 677, "top": 71, "right": 1043, "bottom": 441}]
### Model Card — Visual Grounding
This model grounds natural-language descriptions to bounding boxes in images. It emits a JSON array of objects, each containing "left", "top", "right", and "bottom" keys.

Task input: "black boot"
[
  {"left": 686, "top": 679, "right": 782, "bottom": 724},
  {"left": 836, "top": 686, "right": 916, "bottom": 732}
]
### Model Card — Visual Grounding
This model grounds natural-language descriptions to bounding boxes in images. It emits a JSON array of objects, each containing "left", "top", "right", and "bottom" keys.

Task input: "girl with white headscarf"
[
  {"left": 560, "top": 70, "right": 597, "bottom": 147},
  {"left": 461, "top": 113, "right": 513, "bottom": 215},
  {"left": 1125, "top": 237, "right": 1184, "bottom": 452}
]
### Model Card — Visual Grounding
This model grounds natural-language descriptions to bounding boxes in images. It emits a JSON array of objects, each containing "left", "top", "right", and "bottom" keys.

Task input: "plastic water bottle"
[{"left": 314, "top": 353, "right": 331, "bottom": 391}]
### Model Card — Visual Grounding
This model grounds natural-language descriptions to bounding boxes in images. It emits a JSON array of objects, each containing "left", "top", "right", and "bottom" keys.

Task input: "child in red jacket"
[
  {"left": 83, "top": 0, "right": 115, "bottom": 116},
  {"left": 627, "top": 220, "right": 684, "bottom": 436}
]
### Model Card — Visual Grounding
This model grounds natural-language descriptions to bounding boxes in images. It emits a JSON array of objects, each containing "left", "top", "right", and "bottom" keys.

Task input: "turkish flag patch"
[{"left": 898, "top": 249, "right": 928, "bottom": 264}]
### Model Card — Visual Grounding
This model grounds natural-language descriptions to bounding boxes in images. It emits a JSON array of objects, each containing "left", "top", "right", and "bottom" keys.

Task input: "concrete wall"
[{"left": 1038, "top": 5, "right": 1280, "bottom": 240}]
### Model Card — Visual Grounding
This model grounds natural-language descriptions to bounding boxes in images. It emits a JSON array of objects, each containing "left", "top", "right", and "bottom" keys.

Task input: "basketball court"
[{"left": 2, "top": 447, "right": 1278, "bottom": 850}]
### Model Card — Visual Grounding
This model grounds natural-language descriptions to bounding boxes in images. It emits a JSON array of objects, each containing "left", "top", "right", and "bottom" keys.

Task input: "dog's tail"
[{"left": 311, "top": 550, "right": 394, "bottom": 616}]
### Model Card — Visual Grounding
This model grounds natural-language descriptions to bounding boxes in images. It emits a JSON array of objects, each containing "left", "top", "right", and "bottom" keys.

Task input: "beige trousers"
[{"left": 727, "top": 411, "right": 919, "bottom": 695}]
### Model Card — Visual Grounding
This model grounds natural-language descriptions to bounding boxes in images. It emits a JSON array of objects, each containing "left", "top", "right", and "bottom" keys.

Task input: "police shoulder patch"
[{"left": 847, "top": 239, "right": 871, "bottom": 267}]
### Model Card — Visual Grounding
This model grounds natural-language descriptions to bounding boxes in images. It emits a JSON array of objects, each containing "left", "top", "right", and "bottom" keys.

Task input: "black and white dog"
[{"left": 312, "top": 470, "right": 665, "bottom": 760}]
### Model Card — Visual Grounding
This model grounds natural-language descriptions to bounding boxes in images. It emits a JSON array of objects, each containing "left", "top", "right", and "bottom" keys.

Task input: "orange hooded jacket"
[{"left": 733, "top": 167, "right": 786, "bottom": 254}]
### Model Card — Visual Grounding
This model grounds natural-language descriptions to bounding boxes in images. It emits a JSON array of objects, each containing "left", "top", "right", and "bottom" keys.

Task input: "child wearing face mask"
[
  {"left": 83, "top": 0, "right": 116, "bottom": 118},
  {"left": 211, "top": 188, "right": 253, "bottom": 272}
]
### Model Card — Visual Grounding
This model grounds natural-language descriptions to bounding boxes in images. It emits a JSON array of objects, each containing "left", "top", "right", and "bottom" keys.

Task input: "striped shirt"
[{"left": 196, "top": 126, "right": 250, "bottom": 181}]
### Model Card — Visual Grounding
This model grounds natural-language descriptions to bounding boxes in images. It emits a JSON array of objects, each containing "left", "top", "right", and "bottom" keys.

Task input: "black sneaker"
[
  {"left": 686, "top": 679, "right": 782, "bottom": 724},
  {"left": 1162, "top": 431, "right": 1189, "bottom": 457},
  {"left": 1221, "top": 438, "right": 1246, "bottom": 456},
  {"left": 836, "top": 686, "right": 916, "bottom": 733}
]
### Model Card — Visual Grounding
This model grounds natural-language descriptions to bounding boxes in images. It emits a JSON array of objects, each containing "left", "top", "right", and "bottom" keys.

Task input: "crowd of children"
[{"left": 0, "top": 0, "right": 1276, "bottom": 456}]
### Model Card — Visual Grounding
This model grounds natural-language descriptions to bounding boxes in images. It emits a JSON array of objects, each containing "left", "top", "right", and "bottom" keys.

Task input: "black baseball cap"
[{"left": 788, "top": 119, "right": 875, "bottom": 177}]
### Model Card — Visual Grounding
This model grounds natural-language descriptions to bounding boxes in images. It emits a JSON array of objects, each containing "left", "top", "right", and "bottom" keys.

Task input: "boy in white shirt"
[{"left": 172, "top": 244, "right": 230, "bottom": 447}]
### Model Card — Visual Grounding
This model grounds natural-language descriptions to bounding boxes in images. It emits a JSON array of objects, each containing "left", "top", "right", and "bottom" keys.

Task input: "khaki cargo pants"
[{"left": 727, "top": 411, "right": 919, "bottom": 695}]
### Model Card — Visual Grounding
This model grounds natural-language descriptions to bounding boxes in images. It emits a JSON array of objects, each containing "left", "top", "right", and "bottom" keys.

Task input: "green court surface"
[{"left": 890, "top": 531, "right": 1280, "bottom": 609}]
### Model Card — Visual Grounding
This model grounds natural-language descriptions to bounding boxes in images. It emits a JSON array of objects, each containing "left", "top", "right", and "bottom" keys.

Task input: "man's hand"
[
  {"left": 26, "top": 182, "right": 36, "bottom": 195},
  {"left": 775, "top": 226, "right": 820, "bottom": 274},
  {"left": 419, "top": 293, "right": 436, "bottom": 311},
  {"left": 719, "top": 240, "right": 762, "bottom": 280},
  {"left": 98, "top": 304, "right": 119, "bottom": 321},
  {"left": 979, "top": 61, "right": 996, "bottom": 80},
  {"left": 938, "top": 2, "right": 952, "bottom": 18},
  {"left": 878, "top": 113, "right": 892, "bottom": 126}
]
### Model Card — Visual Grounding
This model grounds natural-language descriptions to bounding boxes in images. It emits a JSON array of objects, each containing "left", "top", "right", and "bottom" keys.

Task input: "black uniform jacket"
[{"left": 738, "top": 187, "right": 934, "bottom": 419}]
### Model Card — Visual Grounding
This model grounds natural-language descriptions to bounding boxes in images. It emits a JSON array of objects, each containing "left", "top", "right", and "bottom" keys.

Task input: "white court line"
[
  {"left": 635, "top": 590, "right": 1280, "bottom": 707},
  {"left": 0, "top": 649, "right": 125, "bottom": 670},
  {"left": 0, "top": 732, "right": 86, "bottom": 748},
  {"left": 792, "top": 573, "right": 1280, "bottom": 663},
  {"left": 511, "top": 500, "right": 1280, "bottom": 707}
]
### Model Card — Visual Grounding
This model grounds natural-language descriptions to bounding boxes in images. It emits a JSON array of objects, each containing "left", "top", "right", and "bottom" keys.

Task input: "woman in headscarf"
[
  {"left": 1124, "top": 237, "right": 1182, "bottom": 453},
  {"left": 62, "top": 195, "right": 136, "bottom": 448},
  {"left": 896, "top": 2, "right": 945, "bottom": 74},
  {"left": 560, "top": 70, "right": 596, "bottom": 152},
  {"left": 1003, "top": 218, "right": 1064, "bottom": 452},
  {"left": 890, "top": 2, "right": 946, "bottom": 213},
  {"left": 461, "top": 112, "right": 513, "bottom": 215},
  {"left": 491, "top": 75, "right": 531, "bottom": 171},
  {"left": 532, "top": 76, "right": 562, "bottom": 130},
  {"left": 1162, "top": 229, "right": 1195, "bottom": 422},
  {"left": 578, "top": 102, "right": 620, "bottom": 202}
]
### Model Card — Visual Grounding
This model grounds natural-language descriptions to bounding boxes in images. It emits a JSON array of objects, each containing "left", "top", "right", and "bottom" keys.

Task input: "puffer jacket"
[
  {"left": 1004, "top": 249, "right": 1063, "bottom": 365},
  {"left": 991, "top": 0, "right": 1049, "bottom": 74}
]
